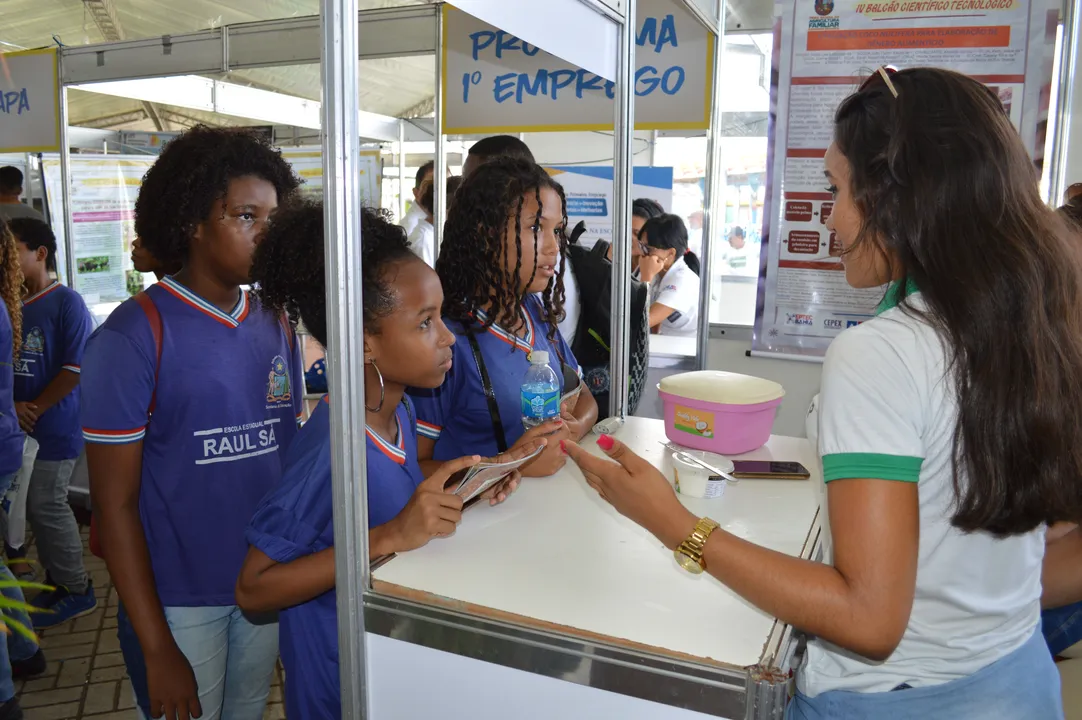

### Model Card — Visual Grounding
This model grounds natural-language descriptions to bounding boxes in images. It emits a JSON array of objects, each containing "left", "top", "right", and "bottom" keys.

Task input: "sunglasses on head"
[{"left": 859, "top": 65, "right": 900, "bottom": 98}]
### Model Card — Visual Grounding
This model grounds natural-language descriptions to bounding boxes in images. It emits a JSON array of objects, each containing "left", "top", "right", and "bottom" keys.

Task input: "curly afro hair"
[
  {"left": 251, "top": 199, "right": 415, "bottom": 348},
  {"left": 436, "top": 157, "right": 567, "bottom": 346},
  {"left": 134, "top": 125, "right": 300, "bottom": 270}
]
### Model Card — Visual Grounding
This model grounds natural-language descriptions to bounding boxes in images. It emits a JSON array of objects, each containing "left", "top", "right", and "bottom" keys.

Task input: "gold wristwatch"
[{"left": 674, "top": 517, "right": 720, "bottom": 574}]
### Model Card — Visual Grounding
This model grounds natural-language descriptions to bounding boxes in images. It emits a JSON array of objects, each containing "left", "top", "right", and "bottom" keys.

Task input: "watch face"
[{"left": 674, "top": 549, "right": 703, "bottom": 574}]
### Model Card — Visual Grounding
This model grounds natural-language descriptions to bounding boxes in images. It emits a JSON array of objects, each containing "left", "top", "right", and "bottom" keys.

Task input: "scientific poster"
[
  {"left": 280, "top": 146, "right": 383, "bottom": 205},
  {"left": 42, "top": 155, "right": 155, "bottom": 306},
  {"left": 543, "top": 166, "right": 674, "bottom": 249},
  {"left": 752, "top": 0, "right": 1060, "bottom": 359}
]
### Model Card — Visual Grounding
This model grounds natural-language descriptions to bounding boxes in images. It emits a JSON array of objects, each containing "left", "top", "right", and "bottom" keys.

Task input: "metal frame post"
[
  {"left": 320, "top": 0, "right": 369, "bottom": 717},
  {"left": 433, "top": 7, "right": 447, "bottom": 257},
  {"left": 57, "top": 53, "right": 76, "bottom": 288},
  {"left": 1050, "top": 0, "right": 1079, "bottom": 204},
  {"left": 398, "top": 119, "right": 408, "bottom": 221},
  {"left": 608, "top": 0, "right": 636, "bottom": 419},
  {"left": 696, "top": 0, "right": 726, "bottom": 369},
  {"left": 23, "top": 153, "right": 34, "bottom": 209}
]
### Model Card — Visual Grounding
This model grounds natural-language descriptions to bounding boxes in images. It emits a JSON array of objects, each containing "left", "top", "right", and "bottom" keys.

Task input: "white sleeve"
[
  {"left": 818, "top": 324, "right": 925, "bottom": 483},
  {"left": 653, "top": 268, "right": 699, "bottom": 316}
]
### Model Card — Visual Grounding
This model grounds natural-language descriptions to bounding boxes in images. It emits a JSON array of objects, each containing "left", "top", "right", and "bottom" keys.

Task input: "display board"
[
  {"left": 752, "top": 0, "right": 1060, "bottom": 360},
  {"left": 442, "top": 0, "right": 713, "bottom": 133},
  {"left": 280, "top": 146, "right": 382, "bottom": 204},
  {"left": 545, "top": 166, "right": 673, "bottom": 249},
  {"left": 0, "top": 49, "right": 60, "bottom": 153},
  {"left": 42, "top": 155, "right": 154, "bottom": 304},
  {"left": 43, "top": 148, "right": 382, "bottom": 311}
]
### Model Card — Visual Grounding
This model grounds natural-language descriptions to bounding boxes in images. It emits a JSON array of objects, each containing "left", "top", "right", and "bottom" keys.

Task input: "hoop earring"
[{"left": 365, "top": 361, "right": 385, "bottom": 412}]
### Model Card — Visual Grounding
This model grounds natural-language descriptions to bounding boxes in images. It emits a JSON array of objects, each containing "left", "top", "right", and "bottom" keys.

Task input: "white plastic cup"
[{"left": 672, "top": 452, "right": 728, "bottom": 499}]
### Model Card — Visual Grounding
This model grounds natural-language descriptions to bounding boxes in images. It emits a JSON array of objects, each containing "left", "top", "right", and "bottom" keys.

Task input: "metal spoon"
[{"left": 660, "top": 441, "right": 740, "bottom": 484}]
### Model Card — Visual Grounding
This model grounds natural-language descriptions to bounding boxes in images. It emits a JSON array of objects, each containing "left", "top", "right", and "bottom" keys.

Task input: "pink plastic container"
[{"left": 659, "top": 371, "right": 785, "bottom": 456}]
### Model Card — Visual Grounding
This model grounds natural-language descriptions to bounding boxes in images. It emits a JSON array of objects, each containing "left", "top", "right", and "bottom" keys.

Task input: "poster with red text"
[{"left": 752, "top": 0, "right": 1060, "bottom": 360}]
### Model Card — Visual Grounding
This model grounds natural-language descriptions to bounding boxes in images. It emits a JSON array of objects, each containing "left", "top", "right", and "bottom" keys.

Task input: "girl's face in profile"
[
  {"left": 503, "top": 186, "right": 564, "bottom": 295},
  {"left": 365, "top": 258, "right": 456, "bottom": 390},
  {"left": 825, "top": 143, "right": 892, "bottom": 289}
]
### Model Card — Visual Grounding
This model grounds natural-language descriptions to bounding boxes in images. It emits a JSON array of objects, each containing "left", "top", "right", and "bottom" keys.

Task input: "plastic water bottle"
[{"left": 521, "top": 350, "right": 560, "bottom": 429}]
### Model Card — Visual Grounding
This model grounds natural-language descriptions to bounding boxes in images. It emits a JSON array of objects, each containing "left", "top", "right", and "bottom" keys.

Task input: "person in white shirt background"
[
  {"left": 399, "top": 160, "right": 434, "bottom": 238},
  {"left": 636, "top": 213, "right": 700, "bottom": 337},
  {"left": 406, "top": 175, "right": 462, "bottom": 268},
  {"left": 561, "top": 66, "right": 1080, "bottom": 719}
]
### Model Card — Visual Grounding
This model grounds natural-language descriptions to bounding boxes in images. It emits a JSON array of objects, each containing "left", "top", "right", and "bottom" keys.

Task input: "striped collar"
[
  {"left": 472, "top": 306, "right": 534, "bottom": 352},
  {"left": 23, "top": 281, "right": 61, "bottom": 306},
  {"left": 159, "top": 276, "right": 250, "bottom": 328},
  {"left": 366, "top": 414, "right": 406, "bottom": 465}
]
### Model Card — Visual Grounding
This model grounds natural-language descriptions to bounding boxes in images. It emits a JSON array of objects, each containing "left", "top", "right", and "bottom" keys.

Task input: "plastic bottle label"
[{"left": 521, "top": 387, "right": 559, "bottom": 420}]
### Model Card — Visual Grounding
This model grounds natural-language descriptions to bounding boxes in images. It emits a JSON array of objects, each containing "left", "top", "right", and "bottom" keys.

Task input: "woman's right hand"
[
  {"left": 515, "top": 419, "right": 571, "bottom": 477},
  {"left": 392, "top": 455, "right": 477, "bottom": 552},
  {"left": 146, "top": 643, "right": 202, "bottom": 719}
]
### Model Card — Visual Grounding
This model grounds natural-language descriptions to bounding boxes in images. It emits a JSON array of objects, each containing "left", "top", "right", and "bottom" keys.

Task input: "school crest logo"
[
  {"left": 23, "top": 327, "right": 44, "bottom": 355},
  {"left": 814, "top": 0, "right": 834, "bottom": 15},
  {"left": 266, "top": 355, "right": 292, "bottom": 404}
]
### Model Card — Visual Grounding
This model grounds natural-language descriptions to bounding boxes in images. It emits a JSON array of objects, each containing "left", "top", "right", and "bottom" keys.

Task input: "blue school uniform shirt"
[
  {"left": 410, "top": 296, "right": 580, "bottom": 460},
  {"left": 246, "top": 397, "right": 423, "bottom": 720},
  {"left": 80, "top": 277, "right": 304, "bottom": 606},
  {"left": 14, "top": 282, "right": 94, "bottom": 461},
  {"left": 0, "top": 310, "right": 24, "bottom": 478}
]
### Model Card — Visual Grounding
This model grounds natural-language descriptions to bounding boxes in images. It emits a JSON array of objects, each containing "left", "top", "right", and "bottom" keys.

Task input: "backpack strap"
[
  {"left": 466, "top": 331, "right": 509, "bottom": 454},
  {"left": 134, "top": 292, "right": 163, "bottom": 416}
]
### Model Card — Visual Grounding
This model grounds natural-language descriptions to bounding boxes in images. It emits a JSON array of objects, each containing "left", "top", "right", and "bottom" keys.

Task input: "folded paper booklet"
[
  {"left": 560, "top": 364, "right": 582, "bottom": 410},
  {"left": 448, "top": 444, "right": 546, "bottom": 503}
]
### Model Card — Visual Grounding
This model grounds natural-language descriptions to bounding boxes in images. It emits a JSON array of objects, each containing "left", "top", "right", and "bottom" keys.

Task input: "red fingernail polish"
[
  {"left": 597, "top": 434, "right": 615, "bottom": 451},
  {"left": 560, "top": 439, "right": 568, "bottom": 454}
]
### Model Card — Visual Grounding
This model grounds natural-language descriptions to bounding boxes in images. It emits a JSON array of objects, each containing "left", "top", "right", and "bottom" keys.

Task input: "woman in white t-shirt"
[
  {"left": 637, "top": 213, "right": 700, "bottom": 337},
  {"left": 562, "top": 67, "right": 1080, "bottom": 719}
]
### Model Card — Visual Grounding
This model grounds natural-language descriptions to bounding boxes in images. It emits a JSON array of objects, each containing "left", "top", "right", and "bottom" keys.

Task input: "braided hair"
[
  {"left": 436, "top": 158, "right": 567, "bottom": 345},
  {"left": 252, "top": 199, "right": 414, "bottom": 347},
  {"left": 0, "top": 220, "right": 23, "bottom": 360}
]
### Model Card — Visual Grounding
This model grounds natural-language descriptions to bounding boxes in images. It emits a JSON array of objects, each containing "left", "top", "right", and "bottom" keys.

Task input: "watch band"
[{"left": 675, "top": 517, "right": 720, "bottom": 573}]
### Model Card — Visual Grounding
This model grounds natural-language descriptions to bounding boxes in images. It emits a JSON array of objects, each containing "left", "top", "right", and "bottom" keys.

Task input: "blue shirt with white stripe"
[
  {"left": 409, "top": 296, "right": 579, "bottom": 461},
  {"left": 14, "top": 282, "right": 94, "bottom": 461},
  {"left": 246, "top": 397, "right": 423, "bottom": 720},
  {"left": 81, "top": 277, "right": 304, "bottom": 606}
]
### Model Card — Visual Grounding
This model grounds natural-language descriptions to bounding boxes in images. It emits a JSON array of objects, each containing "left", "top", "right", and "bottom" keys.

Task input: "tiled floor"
[{"left": 13, "top": 526, "right": 287, "bottom": 720}]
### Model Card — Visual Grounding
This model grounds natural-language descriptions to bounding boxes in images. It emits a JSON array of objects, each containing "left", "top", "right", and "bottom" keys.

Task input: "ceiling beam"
[
  {"left": 82, "top": 0, "right": 168, "bottom": 130},
  {"left": 399, "top": 95, "right": 435, "bottom": 119},
  {"left": 74, "top": 109, "right": 149, "bottom": 128}
]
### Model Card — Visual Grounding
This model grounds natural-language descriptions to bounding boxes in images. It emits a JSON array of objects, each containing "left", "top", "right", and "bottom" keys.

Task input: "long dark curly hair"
[
  {"left": 0, "top": 220, "right": 22, "bottom": 360},
  {"left": 436, "top": 158, "right": 567, "bottom": 344},
  {"left": 134, "top": 125, "right": 300, "bottom": 270},
  {"left": 836, "top": 67, "right": 1082, "bottom": 534},
  {"left": 252, "top": 199, "right": 414, "bottom": 348}
]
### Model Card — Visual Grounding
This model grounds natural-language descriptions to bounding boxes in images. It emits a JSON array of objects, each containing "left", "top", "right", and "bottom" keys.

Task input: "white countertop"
[{"left": 373, "top": 417, "right": 821, "bottom": 669}]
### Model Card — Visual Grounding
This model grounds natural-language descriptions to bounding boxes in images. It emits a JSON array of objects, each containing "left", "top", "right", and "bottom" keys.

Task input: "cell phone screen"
[{"left": 730, "top": 461, "right": 810, "bottom": 478}]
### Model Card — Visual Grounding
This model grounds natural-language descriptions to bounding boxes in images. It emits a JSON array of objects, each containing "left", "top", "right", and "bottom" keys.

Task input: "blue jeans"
[
  {"left": 118, "top": 604, "right": 278, "bottom": 720},
  {"left": 0, "top": 471, "right": 40, "bottom": 702},
  {"left": 1043, "top": 601, "right": 1082, "bottom": 657},
  {"left": 787, "top": 629, "right": 1062, "bottom": 720}
]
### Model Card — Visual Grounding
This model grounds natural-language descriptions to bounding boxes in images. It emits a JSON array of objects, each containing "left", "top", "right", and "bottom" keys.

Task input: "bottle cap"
[{"left": 529, "top": 350, "right": 549, "bottom": 364}]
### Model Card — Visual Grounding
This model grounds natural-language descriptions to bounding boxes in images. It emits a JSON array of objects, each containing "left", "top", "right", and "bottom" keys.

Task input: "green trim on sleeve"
[{"left": 822, "top": 453, "right": 923, "bottom": 483}]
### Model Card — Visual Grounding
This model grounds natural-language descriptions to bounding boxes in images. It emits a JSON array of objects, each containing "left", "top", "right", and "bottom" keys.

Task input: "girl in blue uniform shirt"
[
  {"left": 0, "top": 219, "right": 46, "bottom": 719},
  {"left": 411, "top": 158, "right": 597, "bottom": 476},
  {"left": 81, "top": 126, "right": 303, "bottom": 720},
  {"left": 236, "top": 201, "right": 542, "bottom": 719},
  {"left": 7, "top": 217, "right": 96, "bottom": 626}
]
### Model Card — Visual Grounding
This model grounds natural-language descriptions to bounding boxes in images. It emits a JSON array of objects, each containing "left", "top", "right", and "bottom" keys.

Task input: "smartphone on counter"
[{"left": 730, "top": 461, "right": 811, "bottom": 480}]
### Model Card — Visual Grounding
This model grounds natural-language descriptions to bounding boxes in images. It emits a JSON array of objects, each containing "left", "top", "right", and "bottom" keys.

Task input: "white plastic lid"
[
  {"left": 529, "top": 350, "right": 549, "bottom": 364},
  {"left": 660, "top": 370, "right": 785, "bottom": 405}
]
